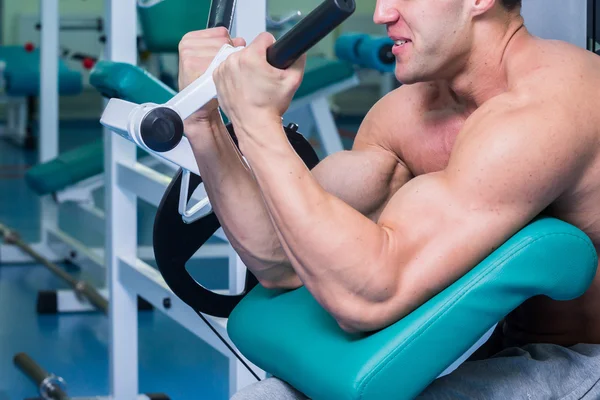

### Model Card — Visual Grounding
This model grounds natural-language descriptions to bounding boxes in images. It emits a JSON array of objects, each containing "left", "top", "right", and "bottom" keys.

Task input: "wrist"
[
  {"left": 236, "top": 116, "right": 288, "bottom": 158},
  {"left": 184, "top": 109, "right": 224, "bottom": 137}
]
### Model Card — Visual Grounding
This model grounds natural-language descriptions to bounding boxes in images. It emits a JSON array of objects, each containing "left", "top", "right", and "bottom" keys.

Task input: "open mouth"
[{"left": 395, "top": 39, "right": 411, "bottom": 47}]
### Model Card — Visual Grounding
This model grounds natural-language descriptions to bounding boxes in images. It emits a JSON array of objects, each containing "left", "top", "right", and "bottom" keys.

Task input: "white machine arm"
[
  {"left": 100, "top": 0, "right": 356, "bottom": 224},
  {"left": 100, "top": 44, "right": 243, "bottom": 171},
  {"left": 100, "top": 44, "right": 243, "bottom": 222}
]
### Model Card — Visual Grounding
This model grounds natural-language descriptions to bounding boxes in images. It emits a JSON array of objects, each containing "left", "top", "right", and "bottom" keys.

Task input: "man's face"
[{"left": 374, "top": 0, "right": 472, "bottom": 84}]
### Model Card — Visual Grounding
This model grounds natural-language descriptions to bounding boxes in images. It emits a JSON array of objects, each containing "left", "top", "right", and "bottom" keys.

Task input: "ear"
[{"left": 470, "top": 0, "right": 496, "bottom": 17}]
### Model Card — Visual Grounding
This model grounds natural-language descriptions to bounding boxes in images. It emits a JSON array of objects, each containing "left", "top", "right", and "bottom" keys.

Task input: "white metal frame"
[
  {"left": 105, "top": 0, "right": 269, "bottom": 397},
  {"left": 0, "top": 2, "right": 230, "bottom": 315}
]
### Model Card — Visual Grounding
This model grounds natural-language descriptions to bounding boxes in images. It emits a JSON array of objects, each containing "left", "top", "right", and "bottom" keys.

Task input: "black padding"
[
  {"left": 145, "top": 393, "right": 171, "bottom": 400},
  {"left": 36, "top": 290, "right": 58, "bottom": 315},
  {"left": 153, "top": 123, "right": 320, "bottom": 317}
]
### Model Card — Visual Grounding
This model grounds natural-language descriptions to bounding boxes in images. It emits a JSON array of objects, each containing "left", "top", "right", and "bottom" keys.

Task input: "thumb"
[
  {"left": 249, "top": 31, "right": 276, "bottom": 54},
  {"left": 290, "top": 53, "right": 307, "bottom": 74}
]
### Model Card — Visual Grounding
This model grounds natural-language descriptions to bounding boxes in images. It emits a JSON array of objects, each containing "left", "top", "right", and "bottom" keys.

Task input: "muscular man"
[{"left": 178, "top": 0, "right": 600, "bottom": 398}]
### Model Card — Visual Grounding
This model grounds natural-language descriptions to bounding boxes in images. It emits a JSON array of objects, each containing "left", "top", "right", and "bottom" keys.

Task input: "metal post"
[
  {"left": 104, "top": 0, "right": 139, "bottom": 398},
  {"left": 229, "top": 2, "right": 269, "bottom": 395},
  {"left": 39, "top": 0, "right": 59, "bottom": 249}
]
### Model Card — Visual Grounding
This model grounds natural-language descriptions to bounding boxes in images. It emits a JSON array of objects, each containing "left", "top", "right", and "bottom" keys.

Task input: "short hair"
[{"left": 500, "top": 0, "right": 522, "bottom": 11}]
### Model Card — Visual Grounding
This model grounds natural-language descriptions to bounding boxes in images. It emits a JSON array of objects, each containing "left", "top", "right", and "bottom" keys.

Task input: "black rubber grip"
[
  {"left": 266, "top": 0, "right": 356, "bottom": 69},
  {"left": 207, "top": 0, "right": 237, "bottom": 30}
]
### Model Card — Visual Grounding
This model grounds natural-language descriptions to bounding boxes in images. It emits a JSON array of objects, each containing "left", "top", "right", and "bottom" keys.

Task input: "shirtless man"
[{"left": 177, "top": 0, "right": 600, "bottom": 398}]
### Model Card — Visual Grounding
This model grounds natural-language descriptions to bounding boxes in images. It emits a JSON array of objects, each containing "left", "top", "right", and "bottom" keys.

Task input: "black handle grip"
[
  {"left": 207, "top": 0, "right": 237, "bottom": 30},
  {"left": 266, "top": 0, "right": 356, "bottom": 69}
]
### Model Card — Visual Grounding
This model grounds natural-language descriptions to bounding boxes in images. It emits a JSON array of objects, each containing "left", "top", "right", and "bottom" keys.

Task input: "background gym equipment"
[
  {"left": 0, "top": 223, "right": 108, "bottom": 314},
  {"left": 0, "top": 43, "right": 83, "bottom": 148},
  {"left": 101, "top": 0, "right": 356, "bottom": 313},
  {"left": 14, "top": 352, "right": 170, "bottom": 400},
  {"left": 14, "top": 353, "right": 69, "bottom": 400},
  {"left": 334, "top": 32, "right": 395, "bottom": 73}
]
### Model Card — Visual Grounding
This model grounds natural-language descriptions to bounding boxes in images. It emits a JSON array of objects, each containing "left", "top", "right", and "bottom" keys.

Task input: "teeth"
[{"left": 396, "top": 40, "right": 408, "bottom": 45}]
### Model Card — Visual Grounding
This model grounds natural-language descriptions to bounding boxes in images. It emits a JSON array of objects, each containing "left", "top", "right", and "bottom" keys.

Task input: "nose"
[{"left": 373, "top": 0, "right": 400, "bottom": 26}]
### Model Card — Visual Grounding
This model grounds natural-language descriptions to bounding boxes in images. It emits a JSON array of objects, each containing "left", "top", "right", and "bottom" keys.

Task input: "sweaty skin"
[{"left": 180, "top": 0, "right": 600, "bottom": 345}]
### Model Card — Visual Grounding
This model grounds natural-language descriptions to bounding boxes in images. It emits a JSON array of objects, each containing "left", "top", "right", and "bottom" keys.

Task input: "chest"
[{"left": 399, "top": 114, "right": 466, "bottom": 176}]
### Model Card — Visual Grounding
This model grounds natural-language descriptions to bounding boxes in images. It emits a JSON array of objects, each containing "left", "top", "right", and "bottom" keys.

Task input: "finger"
[
  {"left": 247, "top": 31, "right": 276, "bottom": 55},
  {"left": 181, "top": 40, "right": 230, "bottom": 52},
  {"left": 202, "top": 26, "right": 230, "bottom": 38},
  {"left": 181, "top": 27, "right": 229, "bottom": 43},
  {"left": 289, "top": 53, "right": 307, "bottom": 73},
  {"left": 231, "top": 37, "right": 247, "bottom": 47}
]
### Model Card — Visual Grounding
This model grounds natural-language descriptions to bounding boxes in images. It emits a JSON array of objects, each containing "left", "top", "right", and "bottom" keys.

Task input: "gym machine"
[{"left": 99, "top": 0, "right": 355, "bottom": 397}]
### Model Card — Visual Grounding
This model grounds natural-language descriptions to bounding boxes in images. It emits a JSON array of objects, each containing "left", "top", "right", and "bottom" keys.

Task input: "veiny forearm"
[
  {"left": 238, "top": 124, "right": 398, "bottom": 319},
  {"left": 185, "top": 114, "right": 300, "bottom": 287}
]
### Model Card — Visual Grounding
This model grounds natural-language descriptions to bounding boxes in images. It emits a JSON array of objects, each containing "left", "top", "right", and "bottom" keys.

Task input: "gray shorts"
[{"left": 230, "top": 343, "right": 600, "bottom": 399}]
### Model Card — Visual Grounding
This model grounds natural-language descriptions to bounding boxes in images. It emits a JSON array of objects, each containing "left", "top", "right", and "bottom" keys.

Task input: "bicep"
[
  {"left": 369, "top": 110, "right": 588, "bottom": 328},
  {"left": 311, "top": 90, "right": 414, "bottom": 220},
  {"left": 312, "top": 146, "right": 412, "bottom": 221}
]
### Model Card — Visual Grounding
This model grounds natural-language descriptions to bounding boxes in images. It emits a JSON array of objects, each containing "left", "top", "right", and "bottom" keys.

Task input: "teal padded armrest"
[
  {"left": 25, "top": 140, "right": 104, "bottom": 195},
  {"left": 90, "top": 58, "right": 355, "bottom": 129},
  {"left": 90, "top": 57, "right": 354, "bottom": 106},
  {"left": 137, "top": 0, "right": 210, "bottom": 53},
  {"left": 90, "top": 61, "right": 177, "bottom": 104},
  {"left": 228, "top": 217, "right": 598, "bottom": 400},
  {"left": 24, "top": 62, "right": 177, "bottom": 196},
  {"left": 0, "top": 46, "right": 82, "bottom": 96}
]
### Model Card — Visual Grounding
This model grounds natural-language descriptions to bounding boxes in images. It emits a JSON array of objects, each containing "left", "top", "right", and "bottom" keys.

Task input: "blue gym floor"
[{"left": 0, "top": 118, "right": 359, "bottom": 399}]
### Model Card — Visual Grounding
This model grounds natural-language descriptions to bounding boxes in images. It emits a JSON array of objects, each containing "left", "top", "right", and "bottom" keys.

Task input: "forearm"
[
  {"left": 185, "top": 113, "right": 300, "bottom": 287},
  {"left": 237, "top": 122, "right": 397, "bottom": 316}
]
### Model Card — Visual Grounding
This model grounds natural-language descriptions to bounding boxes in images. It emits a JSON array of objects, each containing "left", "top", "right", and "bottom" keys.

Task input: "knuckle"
[
  {"left": 179, "top": 31, "right": 195, "bottom": 45},
  {"left": 213, "top": 26, "right": 229, "bottom": 37}
]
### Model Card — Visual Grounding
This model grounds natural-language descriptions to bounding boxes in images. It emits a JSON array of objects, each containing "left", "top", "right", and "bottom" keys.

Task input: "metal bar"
[
  {"left": 46, "top": 228, "right": 105, "bottom": 268},
  {"left": 14, "top": 353, "right": 69, "bottom": 400},
  {"left": 56, "top": 288, "right": 109, "bottom": 313},
  {"left": 0, "top": 242, "right": 61, "bottom": 264},
  {"left": 0, "top": 224, "right": 108, "bottom": 314}
]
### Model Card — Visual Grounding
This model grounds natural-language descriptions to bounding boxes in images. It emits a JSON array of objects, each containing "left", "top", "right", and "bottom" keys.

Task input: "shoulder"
[
  {"left": 354, "top": 81, "right": 447, "bottom": 149},
  {"left": 450, "top": 92, "right": 595, "bottom": 196},
  {"left": 510, "top": 38, "right": 600, "bottom": 112}
]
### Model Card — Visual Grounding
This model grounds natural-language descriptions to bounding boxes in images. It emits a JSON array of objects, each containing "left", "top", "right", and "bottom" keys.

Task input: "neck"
[{"left": 447, "top": 14, "right": 527, "bottom": 109}]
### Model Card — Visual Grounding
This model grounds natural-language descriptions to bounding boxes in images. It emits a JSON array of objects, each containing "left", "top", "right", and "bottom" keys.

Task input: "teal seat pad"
[
  {"left": 0, "top": 46, "right": 82, "bottom": 96},
  {"left": 228, "top": 217, "right": 598, "bottom": 400}
]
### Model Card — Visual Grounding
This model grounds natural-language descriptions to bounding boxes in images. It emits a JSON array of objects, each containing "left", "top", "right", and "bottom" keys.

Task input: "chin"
[
  {"left": 395, "top": 70, "right": 423, "bottom": 85},
  {"left": 395, "top": 64, "right": 435, "bottom": 85}
]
